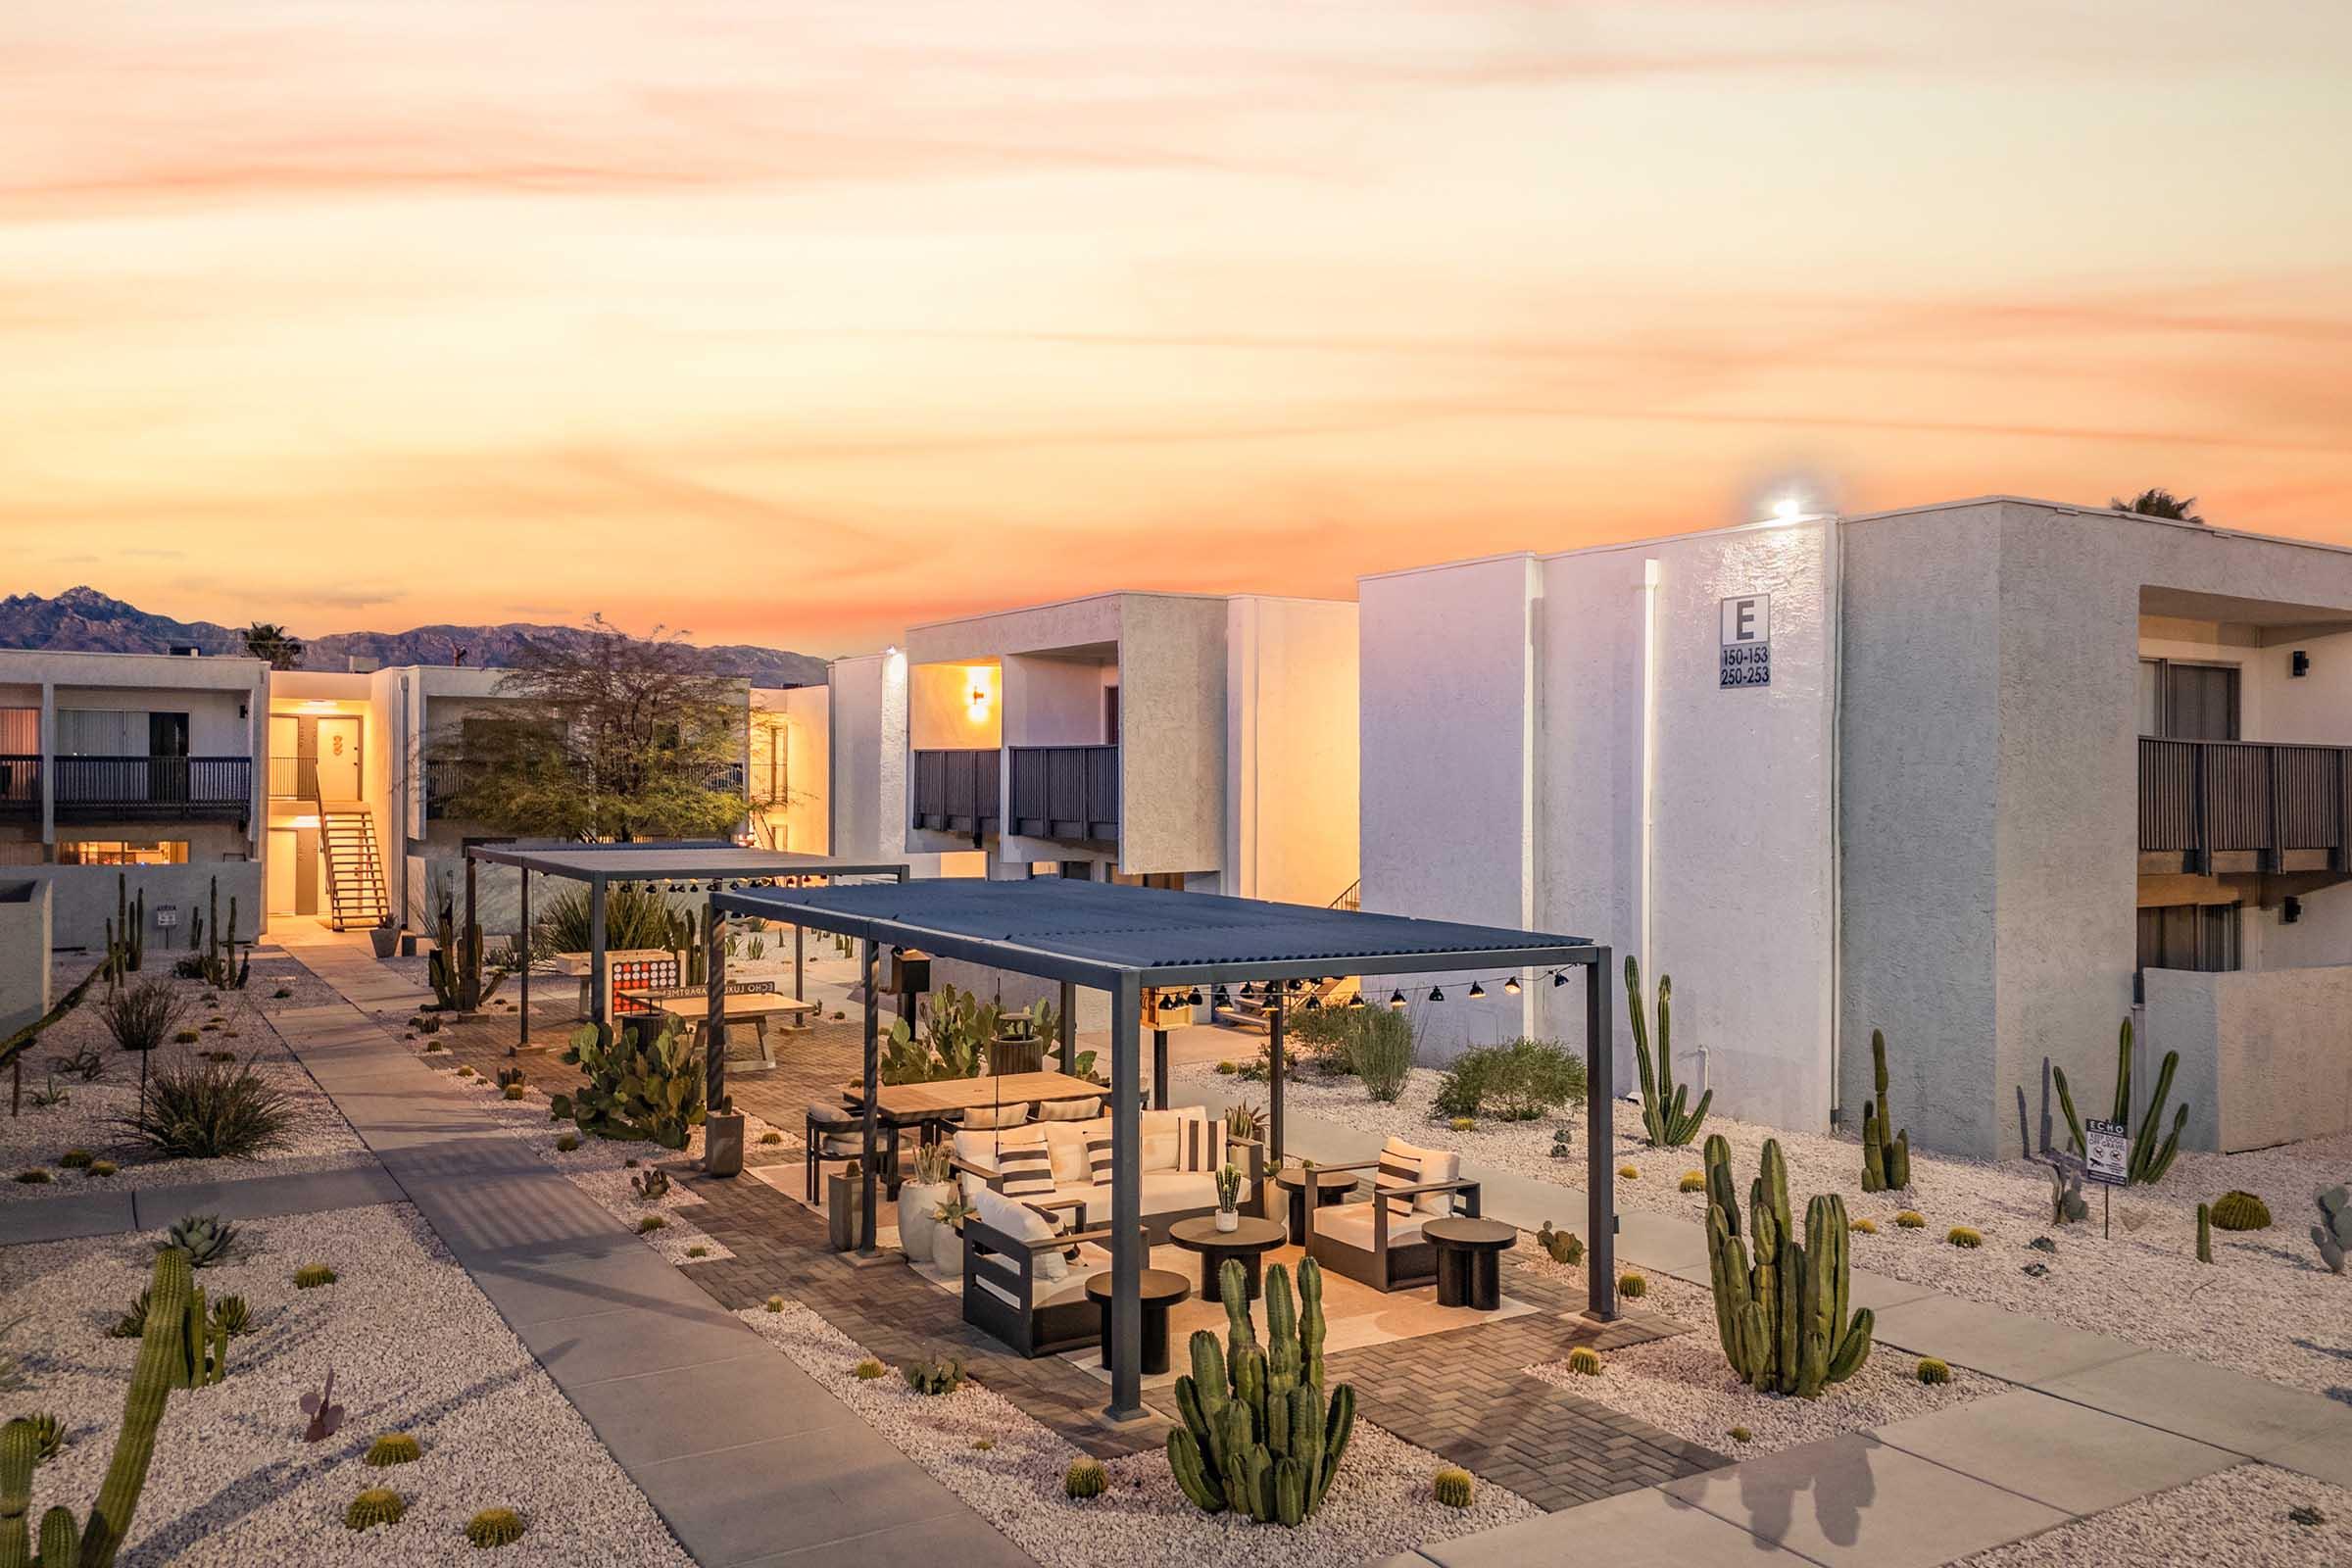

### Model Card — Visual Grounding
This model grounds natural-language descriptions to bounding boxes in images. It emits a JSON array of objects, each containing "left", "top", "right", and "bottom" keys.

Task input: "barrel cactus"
[
  {"left": 465, "top": 1507, "right": 526, "bottom": 1547},
  {"left": 2209, "top": 1191, "right": 2270, "bottom": 1231},
  {"left": 1946, "top": 1227, "right": 1983, "bottom": 1250},
  {"left": 1167, "top": 1257, "right": 1355, "bottom": 1526},
  {"left": 1566, "top": 1347, "right": 1602, "bottom": 1377},
  {"left": 1063, "top": 1458, "right": 1107, "bottom": 1498},
  {"left": 365, "top": 1433, "right": 422, "bottom": 1467},
  {"left": 293, "top": 1264, "right": 337, "bottom": 1290},
  {"left": 345, "top": 1488, "right": 405, "bottom": 1530},
  {"left": 1432, "top": 1467, "right": 1475, "bottom": 1508},
  {"left": 1916, "top": 1356, "right": 1951, "bottom": 1385},
  {"left": 1700, "top": 1134, "right": 1874, "bottom": 1397}
]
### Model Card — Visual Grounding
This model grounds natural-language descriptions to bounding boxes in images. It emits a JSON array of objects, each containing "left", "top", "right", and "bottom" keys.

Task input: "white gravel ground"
[
  {"left": 1182, "top": 1061, "right": 2352, "bottom": 1396},
  {"left": 1514, "top": 1251, "right": 1986, "bottom": 1454},
  {"left": 1956, "top": 1463, "right": 2352, "bottom": 1568},
  {"left": 3, "top": 960, "right": 374, "bottom": 1201},
  {"left": 738, "top": 1300, "right": 1542, "bottom": 1568},
  {"left": 0, "top": 1202, "right": 692, "bottom": 1567}
]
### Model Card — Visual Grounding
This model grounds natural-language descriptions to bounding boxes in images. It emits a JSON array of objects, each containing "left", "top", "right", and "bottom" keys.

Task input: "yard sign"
[{"left": 2082, "top": 1117, "right": 2131, "bottom": 1187}]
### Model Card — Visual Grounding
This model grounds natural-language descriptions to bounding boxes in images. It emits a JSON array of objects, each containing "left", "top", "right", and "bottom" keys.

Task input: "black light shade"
[
  {"left": 1213, "top": 987, "right": 1231, "bottom": 1007},
  {"left": 1552, "top": 969, "right": 1570, "bottom": 987},
  {"left": 1187, "top": 987, "right": 1204, "bottom": 1006},
  {"left": 1389, "top": 990, "right": 1406, "bottom": 1009},
  {"left": 1302, "top": 996, "right": 1321, "bottom": 1011},
  {"left": 1428, "top": 986, "right": 1446, "bottom": 1003},
  {"left": 1468, "top": 981, "right": 1486, "bottom": 999},
  {"left": 1503, "top": 976, "right": 1522, "bottom": 995}
]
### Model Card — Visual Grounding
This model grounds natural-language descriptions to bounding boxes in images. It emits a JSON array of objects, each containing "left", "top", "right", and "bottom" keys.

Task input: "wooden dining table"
[
  {"left": 615, "top": 989, "right": 820, "bottom": 1068},
  {"left": 844, "top": 1070, "right": 1105, "bottom": 1133}
]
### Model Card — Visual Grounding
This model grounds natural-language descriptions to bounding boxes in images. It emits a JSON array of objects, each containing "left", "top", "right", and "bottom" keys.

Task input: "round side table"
[
  {"left": 1273, "top": 1166, "right": 1356, "bottom": 1244},
  {"left": 1424, "top": 1216, "right": 1516, "bottom": 1311},
  {"left": 1086, "top": 1269, "right": 1191, "bottom": 1375},
  {"left": 1167, "top": 1214, "right": 1287, "bottom": 1301}
]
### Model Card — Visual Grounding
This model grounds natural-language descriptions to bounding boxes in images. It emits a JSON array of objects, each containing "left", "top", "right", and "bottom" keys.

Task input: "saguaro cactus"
[
  {"left": 0, "top": 1250, "right": 192, "bottom": 1568},
  {"left": 1701, "top": 1134, "right": 1874, "bottom": 1397},
  {"left": 427, "top": 895, "right": 506, "bottom": 1013},
  {"left": 1626, "top": 956, "right": 1709, "bottom": 1147},
  {"left": 1859, "top": 1029, "right": 1910, "bottom": 1192},
  {"left": 2052, "top": 1019, "right": 2187, "bottom": 1186},
  {"left": 1168, "top": 1257, "right": 1354, "bottom": 1525}
]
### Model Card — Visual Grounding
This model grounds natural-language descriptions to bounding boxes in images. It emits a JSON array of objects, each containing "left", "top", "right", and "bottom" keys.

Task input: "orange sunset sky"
[{"left": 4, "top": 1, "right": 2349, "bottom": 656}]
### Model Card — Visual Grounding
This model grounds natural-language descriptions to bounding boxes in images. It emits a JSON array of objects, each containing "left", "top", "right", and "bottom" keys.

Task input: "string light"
[
  {"left": 1427, "top": 986, "right": 1446, "bottom": 1003},
  {"left": 1302, "top": 996, "right": 1321, "bottom": 1010},
  {"left": 1388, "top": 990, "right": 1406, "bottom": 1009},
  {"left": 1503, "top": 976, "right": 1521, "bottom": 995},
  {"left": 1186, "top": 987, "right": 1204, "bottom": 1006},
  {"left": 1467, "top": 981, "right": 1486, "bottom": 999}
]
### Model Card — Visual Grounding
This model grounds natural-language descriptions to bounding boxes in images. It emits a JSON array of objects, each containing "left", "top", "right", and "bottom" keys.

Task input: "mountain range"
[{"left": 0, "top": 587, "right": 829, "bottom": 686}]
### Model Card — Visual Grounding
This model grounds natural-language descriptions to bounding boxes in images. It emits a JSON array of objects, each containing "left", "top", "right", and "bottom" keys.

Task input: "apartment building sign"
[{"left": 1719, "top": 594, "right": 1772, "bottom": 688}]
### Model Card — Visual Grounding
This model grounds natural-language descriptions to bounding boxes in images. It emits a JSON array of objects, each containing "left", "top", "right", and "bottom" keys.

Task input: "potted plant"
[
  {"left": 898, "top": 1144, "right": 956, "bottom": 1266},
  {"left": 989, "top": 1011, "right": 1044, "bottom": 1076},
  {"left": 1213, "top": 1163, "right": 1244, "bottom": 1232},
  {"left": 930, "top": 1193, "right": 978, "bottom": 1272},
  {"left": 369, "top": 913, "right": 399, "bottom": 960}
]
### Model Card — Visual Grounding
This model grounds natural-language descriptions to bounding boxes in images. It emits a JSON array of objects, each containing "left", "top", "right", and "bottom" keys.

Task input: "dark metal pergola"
[
  {"left": 706, "top": 875, "right": 1614, "bottom": 1422},
  {"left": 459, "top": 841, "right": 910, "bottom": 1053}
]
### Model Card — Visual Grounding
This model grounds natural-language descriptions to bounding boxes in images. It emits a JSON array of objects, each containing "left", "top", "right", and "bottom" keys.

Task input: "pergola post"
[
  {"left": 1057, "top": 981, "right": 1076, "bottom": 1075},
  {"left": 1107, "top": 969, "right": 1144, "bottom": 1420},
  {"left": 858, "top": 936, "right": 881, "bottom": 1256},
  {"left": 1152, "top": 1027, "right": 1168, "bottom": 1109},
  {"left": 794, "top": 919, "right": 805, "bottom": 1004},
  {"left": 588, "top": 876, "right": 609, "bottom": 1039},
  {"left": 516, "top": 867, "right": 529, "bottom": 1051},
  {"left": 705, "top": 904, "right": 727, "bottom": 1115},
  {"left": 1586, "top": 948, "right": 1616, "bottom": 1321},
  {"left": 1268, "top": 988, "right": 1286, "bottom": 1162},
  {"left": 463, "top": 852, "right": 478, "bottom": 1000}
]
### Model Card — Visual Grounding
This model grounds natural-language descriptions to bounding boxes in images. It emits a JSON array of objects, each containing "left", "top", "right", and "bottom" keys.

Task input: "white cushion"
[
  {"left": 971, "top": 1243, "right": 1107, "bottom": 1309},
  {"left": 961, "top": 1102, "right": 1031, "bottom": 1130},
  {"left": 1379, "top": 1136, "right": 1462, "bottom": 1216},
  {"left": 1140, "top": 1109, "right": 1184, "bottom": 1171},
  {"left": 1051, "top": 1169, "right": 1249, "bottom": 1221},
  {"left": 969, "top": 1187, "right": 1068, "bottom": 1282},
  {"left": 1312, "top": 1202, "right": 1428, "bottom": 1250},
  {"left": 1042, "top": 1123, "right": 1092, "bottom": 1184},
  {"left": 1035, "top": 1097, "right": 1102, "bottom": 1122}
]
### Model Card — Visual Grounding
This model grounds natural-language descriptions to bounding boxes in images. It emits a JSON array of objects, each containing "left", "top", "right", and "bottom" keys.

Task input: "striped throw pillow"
[
  {"left": 1084, "top": 1131, "right": 1114, "bottom": 1187},
  {"left": 1376, "top": 1141, "right": 1425, "bottom": 1216},
  {"left": 997, "top": 1142, "right": 1055, "bottom": 1199},
  {"left": 1178, "top": 1116, "right": 1227, "bottom": 1174}
]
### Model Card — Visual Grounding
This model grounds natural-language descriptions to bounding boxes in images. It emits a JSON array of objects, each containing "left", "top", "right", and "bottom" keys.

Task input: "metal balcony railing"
[
  {"left": 2139, "top": 736, "right": 2352, "bottom": 872},
  {"left": 0, "top": 756, "right": 37, "bottom": 816},
  {"left": 909, "top": 748, "right": 1001, "bottom": 835},
  {"left": 1009, "top": 744, "right": 1119, "bottom": 841},
  {"left": 51, "top": 757, "right": 252, "bottom": 822}
]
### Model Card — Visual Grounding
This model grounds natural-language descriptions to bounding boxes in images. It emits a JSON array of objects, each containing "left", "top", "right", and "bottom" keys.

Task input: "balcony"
[
  {"left": 1010, "top": 744, "right": 1118, "bottom": 841},
  {"left": 909, "top": 748, "right": 1001, "bottom": 836},
  {"left": 2139, "top": 737, "right": 2352, "bottom": 874},
  {"left": 268, "top": 756, "right": 318, "bottom": 799},
  {"left": 0, "top": 757, "right": 37, "bottom": 817},
  {"left": 49, "top": 757, "right": 253, "bottom": 823}
]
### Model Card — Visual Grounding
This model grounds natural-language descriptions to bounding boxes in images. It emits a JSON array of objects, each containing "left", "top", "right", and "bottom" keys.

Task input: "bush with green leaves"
[
  {"left": 117, "top": 1055, "right": 291, "bottom": 1159},
  {"left": 531, "top": 881, "right": 683, "bottom": 960},
  {"left": 1345, "top": 1009, "right": 1417, "bottom": 1102},
  {"left": 1432, "top": 1038, "right": 1586, "bottom": 1122},
  {"left": 94, "top": 977, "right": 195, "bottom": 1059}
]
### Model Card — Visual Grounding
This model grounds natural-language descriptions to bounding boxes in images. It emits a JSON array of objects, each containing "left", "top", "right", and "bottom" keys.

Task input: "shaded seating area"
[{"left": 707, "top": 874, "right": 1616, "bottom": 1420}]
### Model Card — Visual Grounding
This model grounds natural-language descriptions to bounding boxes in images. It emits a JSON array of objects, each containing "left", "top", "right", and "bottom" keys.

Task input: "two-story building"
[
  {"left": 1363, "top": 497, "right": 2352, "bottom": 1157},
  {"left": 0, "top": 649, "right": 268, "bottom": 949}
]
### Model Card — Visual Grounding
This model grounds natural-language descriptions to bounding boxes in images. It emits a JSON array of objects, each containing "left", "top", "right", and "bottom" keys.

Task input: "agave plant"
[{"left": 160, "top": 1214, "right": 237, "bottom": 1268}]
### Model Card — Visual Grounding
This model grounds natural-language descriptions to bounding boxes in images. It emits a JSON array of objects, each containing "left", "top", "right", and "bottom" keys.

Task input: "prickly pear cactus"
[{"left": 560, "top": 1018, "right": 707, "bottom": 1149}]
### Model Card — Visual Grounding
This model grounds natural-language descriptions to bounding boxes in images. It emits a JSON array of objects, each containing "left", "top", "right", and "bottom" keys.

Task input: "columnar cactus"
[
  {"left": 427, "top": 896, "right": 506, "bottom": 1013},
  {"left": 1701, "top": 1134, "right": 1874, "bottom": 1397},
  {"left": 1859, "top": 1030, "right": 1911, "bottom": 1192},
  {"left": 2053, "top": 1020, "right": 2187, "bottom": 1186},
  {"left": 2196, "top": 1202, "right": 2213, "bottom": 1264},
  {"left": 1626, "top": 956, "right": 1709, "bottom": 1147},
  {"left": 0, "top": 1250, "right": 192, "bottom": 1568},
  {"left": 1168, "top": 1258, "right": 1355, "bottom": 1526}
]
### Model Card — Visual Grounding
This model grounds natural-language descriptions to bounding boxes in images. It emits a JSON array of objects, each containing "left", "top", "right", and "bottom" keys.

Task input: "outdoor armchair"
[
  {"left": 1305, "top": 1137, "right": 1481, "bottom": 1293},
  {"left": 961, "top": 1187, "right": 1112, "bottom": 1358}
]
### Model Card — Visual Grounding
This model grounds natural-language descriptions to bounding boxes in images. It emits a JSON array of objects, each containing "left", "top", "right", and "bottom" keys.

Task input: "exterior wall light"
[{"left": 2292, "top": 650, "right": 2310, "bottom": 677}]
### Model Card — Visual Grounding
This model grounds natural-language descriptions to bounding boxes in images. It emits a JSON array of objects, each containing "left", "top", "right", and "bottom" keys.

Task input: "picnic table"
[{"left": 614, "top": 986, "right": 820, "bottom": 1069}]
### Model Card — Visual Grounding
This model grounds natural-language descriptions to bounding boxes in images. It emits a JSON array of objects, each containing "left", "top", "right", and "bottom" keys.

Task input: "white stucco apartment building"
[{"left": 1364, "top": 498, "right": 2352, "bottom": 1160}]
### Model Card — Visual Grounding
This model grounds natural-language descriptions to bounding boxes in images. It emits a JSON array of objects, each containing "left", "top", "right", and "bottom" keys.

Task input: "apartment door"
[
  {"left": 315, "top": 717, "right": 362, "bottom": 801},
  {"left": 267, "top": 827, "right": 298, "bottom": 915}
]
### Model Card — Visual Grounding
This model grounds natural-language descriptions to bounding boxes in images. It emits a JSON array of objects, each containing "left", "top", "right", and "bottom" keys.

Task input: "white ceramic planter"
[
  {"left": 933, "top": 1221, "right": 965, "bottom": 1273},
  {"left": 1214, "top": 1207, "right": 1240, "bottom": 1233},
  {"left": 898, "top": 1180, "right": 954, "bottom": 1267}
]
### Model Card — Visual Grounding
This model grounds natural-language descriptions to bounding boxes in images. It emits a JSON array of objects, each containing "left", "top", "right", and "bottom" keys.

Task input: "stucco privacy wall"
[
  {"left": 1224, "top": 596, "right": 1359, "bottom": 908},
  {"left": 1359, "top": 554, "right": 1541, "bottom": 1054},
  {"left": 13, "top": 862, "right": 263, "bottom": 954},
  {"left": 2143, "top": 964, "right": 2352, "bottom": 1152},
  {"left": 1108, "top": 595, "right": 1227, "bottom": 877},
  {"left": 1840, "top": 499, "right": 2352, "bottom": 1159},
  {"left": 0, "top": 880, "right": 49, "bottom": 1034}
]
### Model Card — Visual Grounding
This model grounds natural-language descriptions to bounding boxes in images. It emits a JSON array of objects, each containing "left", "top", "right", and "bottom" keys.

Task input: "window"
[
  {"left": 147, "top": 711, "right": 190, "bottom": 758},
  {"left": 1110, "top": 869, "right": 1186, "bottom": 890},
  {"left": 2137, "top": 660, "right": 2239, "bottom": 740},
  {"left": 58, "top": 840, "right": 189, "bottom": 866},
  {"left": 2136, "top": 903, "right": 2239, "bottom": 972}
]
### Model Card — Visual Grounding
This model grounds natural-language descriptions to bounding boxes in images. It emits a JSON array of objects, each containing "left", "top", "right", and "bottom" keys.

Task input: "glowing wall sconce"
[{"left": 965, "top": 665, "right": 995, "bottom": 723}]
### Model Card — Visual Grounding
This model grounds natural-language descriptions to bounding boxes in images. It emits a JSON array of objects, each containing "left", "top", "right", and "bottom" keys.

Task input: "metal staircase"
[
  {"left": 1212, "top": 880, "right": 1361, "bottom": 1031},
  {"left": 316, "top": 794, "right": 389, "bottom": 931}
]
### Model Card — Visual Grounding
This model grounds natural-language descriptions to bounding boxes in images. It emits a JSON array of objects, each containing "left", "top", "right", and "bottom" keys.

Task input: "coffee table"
[
  {"left": 1424, "top": 1216, "right": 1516, "bottom": 1310},
  {"left": 1274, "top": 1166, "right": 1355, "bottom": 1244},
  {"left": 1086, "top": 1269, "right": 1191, "bottom": 1375},
  {"left": 1167, "top": 1214, "right": 1287, "bottom": 1302}
]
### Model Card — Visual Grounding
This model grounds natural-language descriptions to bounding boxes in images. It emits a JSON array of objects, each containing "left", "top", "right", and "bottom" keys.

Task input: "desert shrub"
[
  {"left": 117, "top": 1055, "right": 291, "bottom": 1158},
  {"left": 96, "top": 979, "right": 195, "bottom": 1058},
  {"left": 1348, "top": 1009, "right": 1417, "bottom": 1102},
  {"left": 1432, "top": 1038, "right": 1586, "bottom": 1122},
  {"left": 532, "top": 881, "right": 681, "bottom": 960}
]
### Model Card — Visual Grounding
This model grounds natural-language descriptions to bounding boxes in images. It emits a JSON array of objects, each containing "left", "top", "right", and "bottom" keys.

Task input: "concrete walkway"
[
  {"left": 263, "top": 936, "right": 1036, "bottom": 1568},
  {"left": 1190, "top": 1079, "right": 2352, "bottom": 1568},
  {"left": 0, "top": 1164, "right": 407, "bottom": 1246}
]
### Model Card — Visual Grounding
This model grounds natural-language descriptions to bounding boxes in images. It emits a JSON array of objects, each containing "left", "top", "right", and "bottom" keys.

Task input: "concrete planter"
[
  {"left": 703, "top": 1112, "right": 745, "bottom": 1177},
  {"left": 369, "top": 924, "right": 399, "bottom": 959},
  {"left": 825, "top": 1169, "right": 864, "bottom": 1252},
  {"left": 897, "top": 1179, "right": 953, "bottom": 1265}
]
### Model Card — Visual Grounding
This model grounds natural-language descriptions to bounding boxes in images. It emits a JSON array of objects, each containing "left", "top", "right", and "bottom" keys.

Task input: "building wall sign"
[{"left": 1719, "top": 594, "right": 1772, "bottom": 688}]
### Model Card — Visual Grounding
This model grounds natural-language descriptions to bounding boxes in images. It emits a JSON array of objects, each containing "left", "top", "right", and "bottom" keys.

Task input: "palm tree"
[
  {"left": 242, "top": 622, "right": 304, "bottom": 670},
  {"left": 2110, "top": 488, "right": 2203, "bottom": 525}
]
